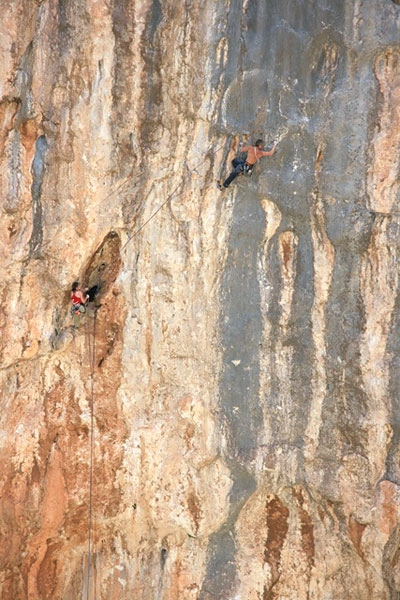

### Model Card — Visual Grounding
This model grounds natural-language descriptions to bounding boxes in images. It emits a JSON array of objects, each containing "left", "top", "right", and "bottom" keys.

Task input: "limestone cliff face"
[{"left": 1, "top": 1, "right": 400, "bottom": 598}]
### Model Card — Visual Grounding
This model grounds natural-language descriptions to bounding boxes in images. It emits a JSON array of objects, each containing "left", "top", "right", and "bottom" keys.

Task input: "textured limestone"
[{"left": 2, "top": 1, "right": 400, "bottom": 599}]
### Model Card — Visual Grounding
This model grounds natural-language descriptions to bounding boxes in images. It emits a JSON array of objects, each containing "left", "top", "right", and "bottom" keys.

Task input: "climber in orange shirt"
[{"left": 217, "top": 138, "right": 277, "bottom": 189}]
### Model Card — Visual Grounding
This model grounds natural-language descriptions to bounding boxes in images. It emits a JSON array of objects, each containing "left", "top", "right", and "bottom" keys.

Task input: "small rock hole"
[{"left": 161, "top": 548, "right": 167, "bottom": 568}]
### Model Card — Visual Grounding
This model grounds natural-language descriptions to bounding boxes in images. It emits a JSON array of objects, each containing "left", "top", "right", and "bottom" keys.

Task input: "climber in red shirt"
[
  {"left": 71, "top": 281, "right": 89, "bottom": 315},
  {"left": 217, "top": 138, "right": 277, "bottom": 189}
]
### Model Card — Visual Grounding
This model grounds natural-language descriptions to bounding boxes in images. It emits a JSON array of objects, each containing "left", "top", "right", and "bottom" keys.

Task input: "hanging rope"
[
  {"left": 85, "top": 308, "right": 97, "bottom": 600},
  {"left": 120, "top": 142, "right": 225, "bottom": 254}
]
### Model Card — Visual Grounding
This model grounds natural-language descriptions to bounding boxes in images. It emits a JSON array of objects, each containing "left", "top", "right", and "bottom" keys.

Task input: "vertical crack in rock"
[{"left": 29, "top": 134, "right": 47, "bottom": 258}]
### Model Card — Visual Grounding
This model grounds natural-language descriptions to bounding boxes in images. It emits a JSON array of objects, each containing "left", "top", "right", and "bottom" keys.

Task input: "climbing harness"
[
  {"left": 71, "top": 305, "right": 82, "bottom": 316},
  {"left": 243, "top": 163, "right": 253, "bottom": 177},
  {"left": 71, "top": 303, "right": 86, "bottom": 316}
]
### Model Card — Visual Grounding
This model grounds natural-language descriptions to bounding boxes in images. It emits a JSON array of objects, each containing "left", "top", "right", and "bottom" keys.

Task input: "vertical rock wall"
[{"left": 1, "top": 1, "right": 400, "bottom": 598}]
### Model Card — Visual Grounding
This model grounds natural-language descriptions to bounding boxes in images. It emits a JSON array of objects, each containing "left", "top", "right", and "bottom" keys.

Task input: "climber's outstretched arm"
[{"left": 260, "top": 141, "right": 278, "bottom": 156}]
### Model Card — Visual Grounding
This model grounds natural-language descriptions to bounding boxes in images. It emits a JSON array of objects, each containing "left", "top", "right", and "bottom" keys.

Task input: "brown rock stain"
[
  {"left": 348, "top": 514, "right": 366, "bottom": 558},
  {"left": 184, "top": 422, "right": 196, "bottom": 452},
  {"left": 167, "top": 557, "right": 183, "bottom": 600},
  {"left": 379, "top": 480, "right": 399, "bottom": 535},
  {"left": 315, "top": 145, "right": 323, "bottom": 170},
  {"left": 292, "top": 487, "right": 315, "bottom": 566},
  {"left": 365, "top": 219, "right": 383, "bottom": 269},
  {"left": 263, "top": 495, "right": 289, "bottom": 599},
  {"left": 37, "top": 541, "right": 63, "bottom": 600},
  {"left": 187, "top": 486, "right": 202, "bottom": 534},
  {"left": 19, "top": 119, "right": 39, "bottom": 153},
  {"left": 279, "top": 234, "right": 293, "bottom": 276}
]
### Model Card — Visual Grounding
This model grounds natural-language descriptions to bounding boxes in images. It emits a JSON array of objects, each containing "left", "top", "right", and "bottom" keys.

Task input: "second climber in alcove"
[
  {"left": 70, "top": 281, "right": 89, "bottom": 315},
  {"left": 217, "top": 138, "right": 277, "bottom": 190},
  {"left": 70, "top": 281, "right": 100, "bottom": 316}
]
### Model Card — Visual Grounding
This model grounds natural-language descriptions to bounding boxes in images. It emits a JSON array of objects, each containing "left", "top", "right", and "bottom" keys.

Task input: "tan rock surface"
[{"left": 2, "top": 1, "right": 400, "bottom": 599}]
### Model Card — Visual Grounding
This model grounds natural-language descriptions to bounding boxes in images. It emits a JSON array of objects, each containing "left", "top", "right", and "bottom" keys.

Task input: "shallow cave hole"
[
  {"left": 83, "top": 231, "right": 122, "bottom": 295},
  {"left": 66, "top": 230, "right": 122, "bottom": 320},
  {"left": 68, "top": 230, "right": 121, "bottom": 306}
]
